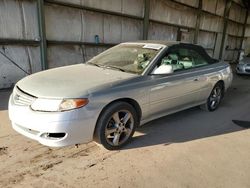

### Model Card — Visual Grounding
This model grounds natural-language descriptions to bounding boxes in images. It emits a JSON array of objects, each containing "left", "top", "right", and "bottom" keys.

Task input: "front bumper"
[
  {"left": 8, "top": 94, "right": 99, "bottom": 147},
  {"left": 236, "top": 64, "right": 250, "bottom": 75}
]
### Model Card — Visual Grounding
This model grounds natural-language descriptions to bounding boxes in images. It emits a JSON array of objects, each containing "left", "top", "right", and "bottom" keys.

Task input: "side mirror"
[{"left": 152, "top": 65, "right": 173, "bottom": 75}]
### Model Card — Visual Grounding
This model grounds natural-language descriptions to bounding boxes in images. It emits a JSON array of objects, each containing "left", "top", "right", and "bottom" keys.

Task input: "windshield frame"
[{"left": 86, "top": 43, "right": 166, "bottom": 75}]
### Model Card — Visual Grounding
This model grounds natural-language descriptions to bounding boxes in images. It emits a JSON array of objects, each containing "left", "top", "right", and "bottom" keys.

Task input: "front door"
[{"left": 147, "top": 46, "right": 210, "bottom": 118}]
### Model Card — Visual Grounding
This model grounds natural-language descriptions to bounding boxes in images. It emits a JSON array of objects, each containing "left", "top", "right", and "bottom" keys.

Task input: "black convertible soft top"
[{"left": 170, "top": 43, "right": 218, "bottom": 64}]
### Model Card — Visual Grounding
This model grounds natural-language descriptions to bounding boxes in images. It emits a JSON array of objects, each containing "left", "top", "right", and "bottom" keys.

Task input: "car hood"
[
  {"left": 17, "top": 64, "right": 137, "bottom": 98},
  {"left": 241, "top": 57, "right": 250, "bottom": 64}
]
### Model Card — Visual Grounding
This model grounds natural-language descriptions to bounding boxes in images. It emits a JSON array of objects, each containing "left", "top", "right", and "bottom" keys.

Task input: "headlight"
[{"left": 31, "top": 98, "right": 88, "bottom": 112}]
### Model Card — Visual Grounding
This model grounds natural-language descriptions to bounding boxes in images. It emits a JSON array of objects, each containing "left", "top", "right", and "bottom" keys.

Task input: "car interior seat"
[
  {"left": 178, "top": 56, "right": 193, "bottom": 69},
  {"left": 161, "top": 54, "right": 184, "bottom": 71},
  {"left": 134, "top": 53, "right": 150, "bottom": 69}
]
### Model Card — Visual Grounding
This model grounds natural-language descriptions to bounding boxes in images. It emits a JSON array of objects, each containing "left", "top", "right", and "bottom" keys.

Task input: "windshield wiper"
[
  {"left": 88, "top": 62, "right": 126, "bottom": 72},
  {"left": 104, "top": 65, "right": 125, "bottom": 72},
  {"left": 87, "top": 62, "right": 102, "bottom": 67}
]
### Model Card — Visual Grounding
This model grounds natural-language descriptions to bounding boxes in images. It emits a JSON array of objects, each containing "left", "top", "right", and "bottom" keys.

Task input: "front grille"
[
  {"left": 13, "top": 86, "right": 36, "bottom": 106},
  {"left": 245, "top": 69, "right": 250, "bottom": 73}
]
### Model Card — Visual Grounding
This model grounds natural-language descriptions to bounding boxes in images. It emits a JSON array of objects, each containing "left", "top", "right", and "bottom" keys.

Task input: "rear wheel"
[
  {"left": 94, "top": 102, "right": 138, "bottom": 150},
  {"left": 200, "top": 82, "right": 224, "bottom": 112}
]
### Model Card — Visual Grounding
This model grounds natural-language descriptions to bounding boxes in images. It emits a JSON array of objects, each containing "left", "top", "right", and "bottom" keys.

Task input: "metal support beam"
[
  {"left": 176, "top": 27, "right": 181, "bottom": 41},
  {"left": 194, "top": 0, "right": 202, "bottom": 44},
  {"left": 45, "top": 0, "right": 143, "bottom": 21},
  {"left": 37, "top": 0, "right": 48, "bottom": 70},
  {"left": 0, "top": 39, "right": 39, "bottom": 46},
  {"left": 48, "top": 40, "right": 116, "bottom": 47},
  {"left": 143, "top": 0, "right": 150, "bottom": 40},
  {"left": 219, "top": 0, "right": 232, "bottom": 60},
  {"left": 240, "top": 9, "right": 249, "bottom": 55}
]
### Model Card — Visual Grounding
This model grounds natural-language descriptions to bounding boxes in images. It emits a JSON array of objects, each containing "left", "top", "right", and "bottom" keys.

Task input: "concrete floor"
[{"left": 0, "top": 73, "right": 250, "bottom": 188}]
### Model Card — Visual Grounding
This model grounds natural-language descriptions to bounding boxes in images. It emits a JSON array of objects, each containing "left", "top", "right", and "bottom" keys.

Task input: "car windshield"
[{"left": 87, "top": 44, "right": 163, "bottom": 74}]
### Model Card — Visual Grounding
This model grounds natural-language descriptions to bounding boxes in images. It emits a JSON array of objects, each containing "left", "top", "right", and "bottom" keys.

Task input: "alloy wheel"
[
  {"left": 209, "top": 86, "right": 222, "bottom": 110},
  {"left": 105, "top": 110, "right": 134, "bottom": 146}
]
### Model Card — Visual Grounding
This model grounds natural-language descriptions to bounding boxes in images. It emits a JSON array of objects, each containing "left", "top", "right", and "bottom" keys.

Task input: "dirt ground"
[{"left": 0, "top": 73, "right": 250, "bottom": 188}]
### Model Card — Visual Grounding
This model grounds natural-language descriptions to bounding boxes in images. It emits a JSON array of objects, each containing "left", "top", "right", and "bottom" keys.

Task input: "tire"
[
  {"left": 200, "top": 82, "right": 224, "bottom": 112},
  {"left": 94, "top": 102, "right": 138, "bottom": 150}
]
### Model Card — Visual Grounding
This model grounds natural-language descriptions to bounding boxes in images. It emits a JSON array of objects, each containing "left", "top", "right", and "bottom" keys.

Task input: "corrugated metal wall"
[
  {"left": 0, "top": 0, "right": 40, "bottom": 88},
  {"left": 0, "top": 0, "right": 249, "bottom": 89}
]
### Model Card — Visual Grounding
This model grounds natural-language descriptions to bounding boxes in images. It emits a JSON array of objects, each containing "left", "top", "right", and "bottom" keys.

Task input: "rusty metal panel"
[
  {"left": 226, "top": 36, "right": 241, "bottom": 49},
  {"left": 224, "top": 51, "right": 234, "bottom": 61},
  {"left": 244, "top": 38, "right": 250, "bottom": 54},
  {"left": 245, "top": 26, "right": 250, "bottom": 37},
  {"left": 103, "top": 15, "right": 142, "bottom": 43},
  {"left": 28, "top": 47, "right": 42, "bottom": 73},
  {"left": 50, "top": 0, "right": 144, "bottom": 17},
  {"left": 226, "top": 36, "right": 237, "bottom": 49},
  {"left": 236, "top": 37, "right": 242, "bottom": 49},
  {"left": 148, "top": 22, "right": 178, "bottom": 41},
  {"left": 224, "top": 50, "right": 239, "bottom": 61},
  {"left": 84, "top": 10, "right": 142, "bottom": 43},
  {"left": 247, "top": 13, "right": 250, "bottom": 25},
  {"left": 0, "top": 0, "right": 23, "bottom": 39},
  {"left": 0, "top": 45, "right": 41, "bottom": 89},
  {"left": 227, "top": 21, "right": 243, "bottom": 36},
  {"left": 83, "top": 11, "right": 104, "bottom": 43},
  {"left": 200, "top": 13, "right": 223, "bottom": 32},
  {"left": 45, "top": 5, "right": 143, "bottom": 44},
  {"left": 122, "top": 0, "right": 144, "bottom": 17},
  {"left": 47, "top": 45, "right": 83, "bottom": 68},
  {"left": 48, "top": 0, "right": 81, "bottom": 5},
  {"left": 202, "top": 0, "right": 216, "bottom": 14},
  {"left": 198, "top": 31, "right": 216, "bottom": 49},
  {"left": 121, "top": 18, "right": 143, "bottom": 42},
  {"left": 47, "top": 45, "right": 109, "bottom": 68},
  {"left": 232, "top": 0, "right": 244, "bottom": 6},
  {"left": 181, "top": 30, "right": 195, "bottom": 43},
  {"left": 103, "top": 15, "right": 122, "bottom": 43},
  {"left": 22, "top": 0, "right": 39, "bottom": 40},
  {"left": 83, "top": 0, "right": 122, "bottom": 13},
  {"left": 150, "top": 0, "right": 196, "bottom": 28},
  {"left": 229, "top": 3, "right": 243, "bottom": 23},
  {"left": 45, "top": 4, "right": 82, "bottom": 41},
  {"left": 84, "top": 46, "right": 108, "bottom": 61},
  {"left": 174, "top": 0, "right": 198, "bottom": 7},
  {"left": 216, "top": 0, "right": 226, "bottom": 16},
  {"left": 0, "top": 0, "right": 39, "bottom": 40},
  {"left": 240, "top": 8, "right": 247, "bottom": 24}
]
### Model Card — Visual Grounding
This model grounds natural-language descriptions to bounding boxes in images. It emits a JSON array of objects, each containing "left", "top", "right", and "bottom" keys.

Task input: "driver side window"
[
  {"left": 151, "top": 46, "right": 209, "bottom": 75},
  {"left": 152, "top": 49, "right": 184, "bottom": 75}
]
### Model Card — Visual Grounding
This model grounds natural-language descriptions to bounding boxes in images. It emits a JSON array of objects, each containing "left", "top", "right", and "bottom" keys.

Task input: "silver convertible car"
[{"left": 9, "top": 41, "right": 233, "bottom": 150}]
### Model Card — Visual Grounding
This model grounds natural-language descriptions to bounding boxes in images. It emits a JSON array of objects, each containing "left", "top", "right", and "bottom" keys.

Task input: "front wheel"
[
  {"left": 200, "top": 82, "right": 224, "bottom": 112},
  {"left": 94, "top": 102, "right": 138, "bottom": 150}
]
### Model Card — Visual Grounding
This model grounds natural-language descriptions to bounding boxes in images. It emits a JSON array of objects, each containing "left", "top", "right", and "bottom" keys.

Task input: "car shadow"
[
  {"left": 0, "top": 89, "right": 11, "bottom": 111},
  {"left": 123, "top": 104, "right": 246, "bottom": 150},
  {"left": 123, "top": 72, "right": 250, "bottom": 150}
]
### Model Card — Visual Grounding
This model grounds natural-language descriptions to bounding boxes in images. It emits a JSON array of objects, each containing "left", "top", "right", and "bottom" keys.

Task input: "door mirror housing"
[{"left": 152, "top": 65, "right": 174, "bottom": 75}]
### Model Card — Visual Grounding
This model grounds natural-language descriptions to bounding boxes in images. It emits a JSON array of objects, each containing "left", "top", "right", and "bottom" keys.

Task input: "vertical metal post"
[
  {"left": 143, "top": 0, "right": 150, "bottom": 40},
  {"left": 194, "top": 0, "right": 202, "bottom": 44},
  {"left": 240, "top": 9, "right": 249, "bottom": 55},
  {"left": 177, "top": 27, "right": 181, "bottom": 41},
  {"left": 219, "top": 0, "right": 232, "bottom": 60},
  {"left": 37, "top": 0, "right": 48, "bottom": 70}
]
